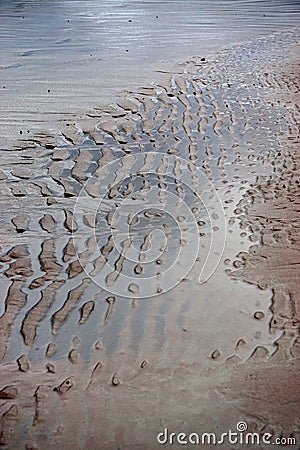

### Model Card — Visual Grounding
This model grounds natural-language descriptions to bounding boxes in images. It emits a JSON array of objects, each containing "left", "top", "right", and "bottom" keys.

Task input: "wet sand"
[
  {"left": 1, "top": 0, "right": 300, "bottom": 150},
  {"left": 0, "top": 10, "right": 300, "bottom": 450}
]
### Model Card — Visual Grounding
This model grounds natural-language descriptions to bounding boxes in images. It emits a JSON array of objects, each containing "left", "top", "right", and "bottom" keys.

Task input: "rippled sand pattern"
[
  {"left": 0, "top": 31, "right": 299, "bottom": 449},
  {"left": 2, "top": 0, "right": 300, "bottom": 151}
]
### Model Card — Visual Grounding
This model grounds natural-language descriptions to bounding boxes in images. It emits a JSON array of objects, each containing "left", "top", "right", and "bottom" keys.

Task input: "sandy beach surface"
[
  {"left": 0, "top": 1, "right": 300, "bottom": 449},
  {"left": 1, "top": 0, "right": 300, "bottom": 149}
]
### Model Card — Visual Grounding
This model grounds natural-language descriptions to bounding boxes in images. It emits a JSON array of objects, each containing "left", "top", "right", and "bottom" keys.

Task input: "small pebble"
[
  {"left": 112, "top": 372, "right": 120, "bottom": 386},
  {"left": 128, "top": 283, "right": 139, "bottom": 294},
  {"left": 211, "top": 349, "right": 221, "bottom": 360},
  {"left": 254, "top": 311, "right": 265, "bottom": 320}
]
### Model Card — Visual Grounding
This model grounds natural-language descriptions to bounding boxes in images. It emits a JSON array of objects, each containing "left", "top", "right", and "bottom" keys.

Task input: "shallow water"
[
  {"left": 1, "top": 0, "right": 300, "bottom": 146},
  {"left": 1, "top": 30, "right": 297, "bottom": 364}
]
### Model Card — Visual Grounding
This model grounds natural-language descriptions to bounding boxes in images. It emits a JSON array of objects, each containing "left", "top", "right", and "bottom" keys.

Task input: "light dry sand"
[{"left": 0, "top": 31, "right": 299, "bottom": 449}]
